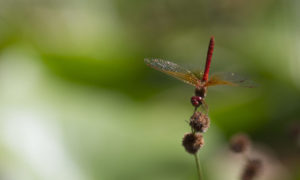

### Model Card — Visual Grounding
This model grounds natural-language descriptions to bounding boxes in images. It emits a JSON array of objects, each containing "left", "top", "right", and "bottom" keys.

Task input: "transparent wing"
[
  {"left": 144, "top": 58, "right": 201, "bottom": 87},
  {"left": 191, "top": 70, "right": 204, "bottom": 81},
  {"left": 205, "top": 72, "right": 257, "bottom": 88}
]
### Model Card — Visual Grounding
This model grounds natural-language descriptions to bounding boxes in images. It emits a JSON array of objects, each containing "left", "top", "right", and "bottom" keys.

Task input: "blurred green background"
[{"left": 0, "top": 0, "right": 299, "bottom": 180}]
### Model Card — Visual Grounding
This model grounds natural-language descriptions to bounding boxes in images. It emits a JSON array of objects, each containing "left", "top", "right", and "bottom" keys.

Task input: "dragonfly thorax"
[{"left": 195, "top": 87, "right": 207, "bottom": 98}]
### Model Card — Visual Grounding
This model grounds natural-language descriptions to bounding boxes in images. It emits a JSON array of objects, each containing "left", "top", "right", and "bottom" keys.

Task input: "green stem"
[{"left": 194, "top": 153, "right": 203, "bottom": 180}]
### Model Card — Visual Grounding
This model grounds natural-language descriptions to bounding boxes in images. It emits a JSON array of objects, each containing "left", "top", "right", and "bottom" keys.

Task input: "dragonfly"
[{"left": 144, "top": 37, "right": 255, "bottom": 111}]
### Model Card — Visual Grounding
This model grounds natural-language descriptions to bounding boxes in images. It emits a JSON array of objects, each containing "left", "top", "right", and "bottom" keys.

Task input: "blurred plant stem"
[{"left": 194, "top": 153, "right": 203, "bottom": 180}]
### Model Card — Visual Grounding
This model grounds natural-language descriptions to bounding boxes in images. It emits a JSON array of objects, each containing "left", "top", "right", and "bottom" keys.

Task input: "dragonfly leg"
[{"left": 201, "top": 100, "right": 209, "bottom": 114}]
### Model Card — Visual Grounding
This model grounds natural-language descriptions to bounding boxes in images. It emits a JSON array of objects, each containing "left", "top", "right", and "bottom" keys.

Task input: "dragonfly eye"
[{"left": 191, "top": 96, "right": 203, "bottom": 107}]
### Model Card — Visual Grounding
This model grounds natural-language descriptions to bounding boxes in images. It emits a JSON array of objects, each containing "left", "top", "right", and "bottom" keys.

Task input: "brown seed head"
[
  {"left": 230, "top": 133, "right": 251, "bottom": 153},
  {"left": 241, "top": 159, "right": 262, "bottom": 180},
  {"left": 182, "top": 133, "right": 204, "bottom": 154},
  {"left": 189, "top": 112, "right": 210, "bottom": 132},
  {"left": 289, "top": 122, "right": 300, "bottom": 141}
]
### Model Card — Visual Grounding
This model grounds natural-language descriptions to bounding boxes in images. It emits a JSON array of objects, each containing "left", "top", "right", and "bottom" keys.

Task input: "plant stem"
[{"left": 194, "top": 153, "right": 203, "bottom": 180}]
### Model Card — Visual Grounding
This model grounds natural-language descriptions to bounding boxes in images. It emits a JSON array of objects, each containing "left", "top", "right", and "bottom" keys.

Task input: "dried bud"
[
  {"left": 230, "top": 133, "right": 251, "bottom": 153},
  {"left": 241, "top": 159, "right": 262, "bottom": 180},
  {"left": 189, "top": 112, "right": 210, "bottom": 132},
  {"left": 290, "top": 124, "right": 300, "bottom": 138},
  {"left": 182, "top": 133, "right": 204, "bottom": 154},
  {"left": 288, "top": 122, "right": 300, "bottom": 146}
]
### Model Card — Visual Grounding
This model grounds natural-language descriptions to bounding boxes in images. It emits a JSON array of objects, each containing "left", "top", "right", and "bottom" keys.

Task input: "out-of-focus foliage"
[{"left": 0, "top": 0, "right": 299, "bottom": 180}]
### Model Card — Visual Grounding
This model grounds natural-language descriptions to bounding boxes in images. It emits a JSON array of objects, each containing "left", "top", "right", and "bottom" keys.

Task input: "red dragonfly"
[{"left": 145, "top": 37, "right": 255, "bottom": 110}]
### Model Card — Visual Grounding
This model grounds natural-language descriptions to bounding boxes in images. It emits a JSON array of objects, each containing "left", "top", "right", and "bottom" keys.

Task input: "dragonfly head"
[{"left": 191, "top": 96, "right": 203, "bottom": 107}]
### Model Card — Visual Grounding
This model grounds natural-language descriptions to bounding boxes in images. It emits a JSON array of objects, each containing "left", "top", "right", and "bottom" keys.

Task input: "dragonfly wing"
[
  {"left": 191, "top": 70, "right": 204, "bottom": 81},
  {"left": 205, "top": 72, "right": 257, "bottom": 88},
  {"left": 145, "top": 58, "right": 201, "bottom": 87}
]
